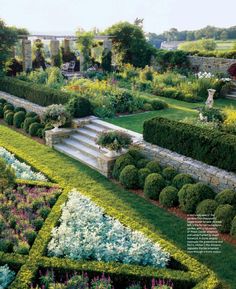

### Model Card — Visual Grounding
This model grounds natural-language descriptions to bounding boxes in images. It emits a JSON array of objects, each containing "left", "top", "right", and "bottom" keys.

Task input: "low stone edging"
[
  {"left": 0, "top": 91, "right": 46, "bottom": 117},
  {"left": 141, "top": 141, "right": 236, "bottom": 192}
]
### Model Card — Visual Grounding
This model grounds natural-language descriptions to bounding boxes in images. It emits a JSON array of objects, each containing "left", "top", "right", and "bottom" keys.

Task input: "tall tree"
[{"left": 106, "top": 21, "right": 155, "bottom": 67}]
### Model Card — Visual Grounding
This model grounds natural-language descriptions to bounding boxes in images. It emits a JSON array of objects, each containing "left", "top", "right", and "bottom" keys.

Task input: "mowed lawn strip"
[{"left": 0, "top": 125, "right": 235, "bottom": 288}]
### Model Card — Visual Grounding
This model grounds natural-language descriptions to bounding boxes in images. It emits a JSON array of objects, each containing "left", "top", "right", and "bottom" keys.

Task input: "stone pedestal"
[
  {"left": 22, "top": 39, "right": 32, "bottom": 71},
  {"left": 45, "top": 129, "right": 73, "bottom": 147},
  {"left": 103, "top": 39, "right": 112, "bottom": 51},
  {"left": 50, "top": 40, "right": 60, "bottom": 66}
]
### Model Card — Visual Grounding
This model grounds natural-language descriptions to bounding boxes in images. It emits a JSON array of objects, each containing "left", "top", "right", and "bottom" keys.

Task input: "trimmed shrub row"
[
  {"left": 0, "top": 77, "right": 71, "bottom": 106},
  {"left": 143, "top": 117, "right": 236, "bottom": 173},
  {"left": 113, "top": 149, "right": 236, "bottom": 237}
]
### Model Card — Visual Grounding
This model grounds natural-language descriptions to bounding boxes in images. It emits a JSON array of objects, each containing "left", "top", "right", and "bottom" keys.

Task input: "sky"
[{"left": 0, "top": 0, "right": 236, "bottom": 35}]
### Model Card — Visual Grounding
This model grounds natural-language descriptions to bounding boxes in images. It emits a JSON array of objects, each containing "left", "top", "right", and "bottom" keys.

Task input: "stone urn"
[{"left": 205, "top": 89, "right": 216, "bottom": 108}]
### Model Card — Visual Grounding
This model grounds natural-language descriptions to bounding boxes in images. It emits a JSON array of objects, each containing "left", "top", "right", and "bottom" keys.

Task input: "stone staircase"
[
  {"left": 226, "top": 81, "right": 236, "bottom": 100},
  {"left": 53, "top": 117, "right": 142, "bottom": 177}
]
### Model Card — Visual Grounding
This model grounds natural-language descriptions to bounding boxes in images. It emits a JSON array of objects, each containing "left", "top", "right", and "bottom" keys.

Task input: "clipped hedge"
[
  {"left": 0, "top": 77, "right": 70, "bottom": 106},
  {"left": 143, "top": 117, "right": 236, "bottom": 173}
]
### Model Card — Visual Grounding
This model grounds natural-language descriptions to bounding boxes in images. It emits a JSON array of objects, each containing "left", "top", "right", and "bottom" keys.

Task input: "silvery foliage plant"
[
  {"left": 0, "top": 147, "right": 47, "bottom": 181},
  {"left": 48, "top": 190, "right": 170, "bottom": 268},
  {"left": 0, "top": 265, "right": 15, "bottom": 289}
]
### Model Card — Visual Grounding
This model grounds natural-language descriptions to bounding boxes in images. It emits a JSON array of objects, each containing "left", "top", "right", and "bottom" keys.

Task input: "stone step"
[
  {"left": 71, "top": 133, "right": 108, "bottom": 153},
  {"left": 62, "top": 138, "right": 104, "bottom": 159},
  {"left": 75, "top": 127, "right": 98, "bottom": 140},
  {"left": 226, "top": 94, "right": 236, "bottom": 100},
  {"left": 84, "top": 123, "right": 109, "bottom": 134},
  {"left": 54, "top": 143, "right": 98, "bottom": 171}
]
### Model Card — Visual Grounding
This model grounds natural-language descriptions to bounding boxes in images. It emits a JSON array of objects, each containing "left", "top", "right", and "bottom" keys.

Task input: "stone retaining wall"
[
  {"left": 0, "top": 91, "right": 46, "bottom": 117},
  {"left": 141, "top": 141, "right": 236, "bottom": 192},
  {"left": 188, "top": 55, "right": 236, "bottom": 73}
]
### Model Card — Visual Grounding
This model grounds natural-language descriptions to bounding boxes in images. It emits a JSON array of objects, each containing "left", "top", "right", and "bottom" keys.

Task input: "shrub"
[
  {"left": 196, "top": 199, "right": 218, "bottom": 216},
  {"left": 215, "top": 189, "right": 236, "bottom": 207},
  {"left": 172, "top": 173, "right": 194, "bottom": 190},
  {"left": 32, "top": 217, "right": 44, "bottom": 231},
  {"left": 25, "top": 111, "right": 38, "bottom": 118},
  {"left": 214, "top": 204, "right": 235, "bottom": 233},
  {"left": 96, "top": 131, "right": 132, "bottom": 152},
  {"left": 159, "top": 186, "right": 178, "bottom": 208},
  {"left": 146, "top": 160, "right": 161, "bottom": 173},
  {"left": 3, "top": 103, "right": 14, "bottom": 112},
  {"left": 200, "top": 107, "right": 226, "bottom": 123},
  {"left": 24, "top": 229, "right": 37, "bottom": 246},
  {"left": 150, "top": 99, "right": 168, "bottom": 110},
  {"left": 23, "top": 117, "right": 38, "bottom": 133},
  {"left": 0, "top": 239, "right": 14, "bottom": 253},
  {"left": 14, "top": 107, "right": 26, "bottom": 113},
  {"left": 138, "top": 168, "right": 151, "bottom": 189},
  {"left": 178, "top": 183, "right": 214, "bottom": 213},
  {"left": 162, "top": 166, "right": 178, "bottom": 181},
  {"left": 29, "top": 122, "right": 43, "bottom": 136},
  {"left": 0, "top": 107, "right": 4, "bottom": 118},
  {"left": 136, "top": 158, "right": 149, "bottom": 169},
  {"left": 13, "top": 111, "right": 26, "bottom": 128},
  {"left": 14, "top": 241, "right": 30, "bottom": 255},
  {"left": 230, "top": 215, "right": 236, "bottom": 237},
  {"left": 4, "top": 112, "right": 14, "bottom": 125},
  {"left": 112, "top": 154, "right": 135, "bottom": 179},
  {"left": 0, "top": 98, "right": 7, "bottom": 105},
  {"left": 127, "top": 148, "right": 144, "bottom": 163},
  {"left": 143, "top": 117, "right": 236, "bottom": 173},
  {"left": 119, "top": 165, "right": 139, "bottom": 189},
  {"left": 0, "top": 77, "right": 70, "bottom": 106},
  {"left": 144, "top": 173, "right": 166, "bottom": 200},
  {"left": 39, "top": 207, "right": 51, "bottom": 220},
  {"left": 66, "top": 96, "right": 92, "bottom": 118}
]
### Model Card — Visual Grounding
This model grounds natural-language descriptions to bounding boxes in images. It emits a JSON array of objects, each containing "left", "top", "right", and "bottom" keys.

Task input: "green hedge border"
[{"left": 0, "top": 125, "right": 223, "bottom": 289}]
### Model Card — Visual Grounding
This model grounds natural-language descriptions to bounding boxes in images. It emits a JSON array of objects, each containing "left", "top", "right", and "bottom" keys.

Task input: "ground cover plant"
[
  {"left": 0, "top": 125, "right": 230, "bottom": 289},
  {"left": 47, "top": 190, "right": 170, "bottom": 268},
  {"left": 0, "top": 264, "right": 15, "bottom": 289}
]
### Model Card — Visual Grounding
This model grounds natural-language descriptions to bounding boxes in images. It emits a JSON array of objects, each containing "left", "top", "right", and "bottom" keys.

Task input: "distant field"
[{"left": 216, "top": 40, "right": 236, "bottom": 50}]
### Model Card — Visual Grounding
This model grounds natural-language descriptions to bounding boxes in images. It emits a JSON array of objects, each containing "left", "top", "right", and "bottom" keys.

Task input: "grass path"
[{"left": 0, "top": 125, "right": 235, "bottom": 288}]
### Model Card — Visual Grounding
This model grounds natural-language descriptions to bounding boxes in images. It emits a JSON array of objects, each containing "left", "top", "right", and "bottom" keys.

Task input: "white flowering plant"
[
  {"left": 0, "top": 265, "right": 15, "bottom": 289},
  {"left": 0, "top": 147, "right": 47, "bottom": 181},
  {"left": 48, "top": 190, "right": 170, "bottom": 268}
]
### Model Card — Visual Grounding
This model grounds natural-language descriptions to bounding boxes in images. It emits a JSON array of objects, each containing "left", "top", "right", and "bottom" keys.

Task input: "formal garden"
[{"left": 0, "top": 18, "right": 236, "bottom": 289}]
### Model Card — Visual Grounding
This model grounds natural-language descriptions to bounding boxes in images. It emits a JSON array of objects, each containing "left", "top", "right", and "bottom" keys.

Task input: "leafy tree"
[
  {"left": 32, "top": 39, "right": 46, "bottom": 69},
  {"left": 76, "top": 31, "right": 94, "bottom": 71},
  {"left": 146, "top": 33, "right": 163, "bottom": 48},
  {"left": 179, "top": 39, "right": 217, "bottom": 51},
  {"left": 106, "top": 22, "right": 155, "bottom": 67},
  {"left": 220, "top": 30, "right": 228, "bottom": 41}
]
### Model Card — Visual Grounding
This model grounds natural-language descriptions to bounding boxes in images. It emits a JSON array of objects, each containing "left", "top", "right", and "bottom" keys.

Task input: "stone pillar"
[
  {"left": 22, "top": 39, "right": 32, "bottom": 72},
  {"left": 63, "top": 39, "right": 70, "bottom": 54},
  {"left": 50, "top": 39, "right": 60, "bottom": 66},
  {"left": 103, "top": 39, "right": 112, "bottom": 52}
]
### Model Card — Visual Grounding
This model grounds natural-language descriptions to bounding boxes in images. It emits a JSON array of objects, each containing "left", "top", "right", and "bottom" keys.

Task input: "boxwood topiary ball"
[
  {"left": 112, "top": 153, "right": 135, "bottom": 180},
  {"left": 136, "top": 158, "right": 149, "bottom": 169},
  {"left": 138, "top": 168, "right": 151, "bottom": 189},
  {"left": 0, "top": 106, "right": 4, "bottom": 118},
  {"left": 214, "top": 204, "right": 235, "bottom": 233},
  {"left": 162, "top": 166, "right": 178, "bottom": 181},
  {"left": 5, "top": 112, "right": 14, "bottom": 125},
  {"left": 215, "top": 189, "right": 236, "bottom": 207},
  {"left": 146, "top": 160, "right": 161, "bottom": 173},
  {"left": 193, "top": 183, "right": 215, "bottom": 199},
  {"left": 172, "top": 173, "right": 194, "bottom": 190},
  {"left": 119, "top": 165, "right": 139, "bottom": 189},
  {"left": 144, "top": 173, "right": 166, "bottom": 200},
  {"left": 159, "top": 186, "right": 178, "bottom": 208},
  {"left": 196, "top": 199, "right": 218, "bottom": 216},
  {"left": 13, "top": 111, "right": 26, "bottom": 128},
  {"left": 15, "top": 107, "right": 26, "bottom": 113},
  {"left": 29, "top": 122, "right": 43, "bottom": 137}
]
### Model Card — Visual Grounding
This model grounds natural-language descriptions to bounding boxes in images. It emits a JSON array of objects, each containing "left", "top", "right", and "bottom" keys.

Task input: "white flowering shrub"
[
  {"left": 196, "top": 71, "right": 215, "bottom": 79},
  {"left": 0, "top": 265, "right": 15, "bottom": 289},
  {"left": 0, "top": 147, "right": 47, "bottom": 181},
  {"left": 48, "top": 191, "right": 170, "bottom": 268}
]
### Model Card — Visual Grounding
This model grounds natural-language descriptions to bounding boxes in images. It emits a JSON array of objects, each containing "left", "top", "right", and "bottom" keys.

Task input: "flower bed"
[
  {"left": 32, "top": 269, "right": 174, "bottom": 289},
  {"left": 0, "top": 147, "right": 47, "bottom": 181},
  {"left": 0, "top": 184, "right": 61, "bottom": 255},
  {"left": 47, "top": 190, "right": 169, "bottom": 268}
]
